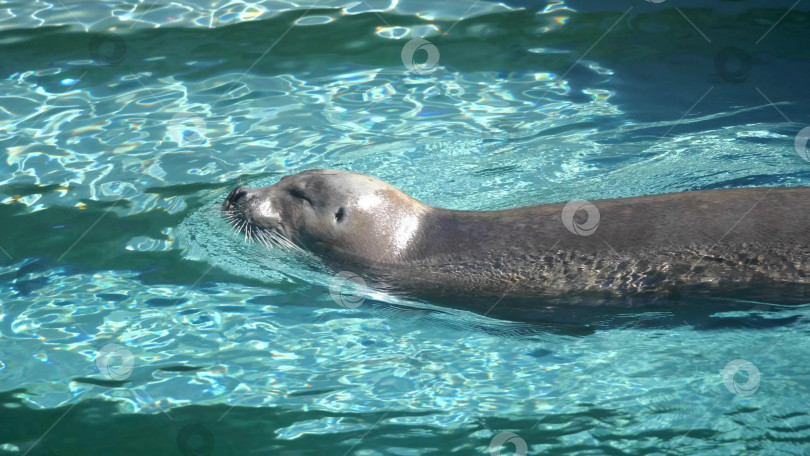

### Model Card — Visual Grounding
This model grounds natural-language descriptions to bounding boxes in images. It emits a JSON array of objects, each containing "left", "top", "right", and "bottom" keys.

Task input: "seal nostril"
[
  {"left": 224, "top": 186, "right": 248, "bottom": 210},
  {"left": 335, "top": 207, "right": 345, "bottom": 222}
]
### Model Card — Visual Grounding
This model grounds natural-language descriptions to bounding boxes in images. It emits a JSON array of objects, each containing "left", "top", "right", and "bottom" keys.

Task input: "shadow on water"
[
  {"left": 0, "top": 388, "right": 738, "bottom": 456},
  {"left": 352, "top": 290, "right": 810, "bottom": 337}
]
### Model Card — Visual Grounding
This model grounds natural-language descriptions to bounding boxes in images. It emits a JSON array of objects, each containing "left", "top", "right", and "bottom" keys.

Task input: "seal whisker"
[
  {"left": 259, "top": 230, "right": 277, "bottom": 250},
  {"left": 253, "top": 225, "right": 305, "bottom": 255},
  {"left": 236, "top": 219, "right": 249, "bottom": 241}
]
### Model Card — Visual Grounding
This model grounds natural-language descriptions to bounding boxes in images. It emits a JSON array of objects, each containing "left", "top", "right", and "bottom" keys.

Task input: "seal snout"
[{"left": 222, "top": 186, "right": 250, "bottom": 211}]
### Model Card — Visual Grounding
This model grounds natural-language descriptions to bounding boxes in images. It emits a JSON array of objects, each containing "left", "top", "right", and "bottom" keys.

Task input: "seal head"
[{"left": 222, "top": 169, "right": 429, "bottom": 265}]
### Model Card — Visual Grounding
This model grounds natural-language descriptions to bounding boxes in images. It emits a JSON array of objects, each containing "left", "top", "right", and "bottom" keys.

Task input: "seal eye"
[
  {"left": 289, "top": 187, "right": 311, "bottom": 204},
  {"left": 335, "top": 207, "right": 345, "bottom": 222}
]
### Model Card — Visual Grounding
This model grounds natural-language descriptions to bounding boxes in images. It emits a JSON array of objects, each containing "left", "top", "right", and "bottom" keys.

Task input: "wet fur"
[{"left": 223, "top": 170, "right": 810, "bottom": 319}]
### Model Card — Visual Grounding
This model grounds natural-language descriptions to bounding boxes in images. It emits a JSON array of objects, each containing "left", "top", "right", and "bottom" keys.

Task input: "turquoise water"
[{"left": 2, "top": 0, "right": 810, "bottom": 454}]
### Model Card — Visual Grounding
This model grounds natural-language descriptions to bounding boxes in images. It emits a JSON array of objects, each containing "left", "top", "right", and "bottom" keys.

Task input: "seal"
[{"left": 222, "top": 169, "right": 810, "bottom": 318}]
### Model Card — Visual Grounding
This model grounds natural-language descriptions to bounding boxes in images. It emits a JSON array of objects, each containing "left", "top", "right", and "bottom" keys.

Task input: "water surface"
[{"left": 2, "top": 0, "right": 810, "bottom": 454}]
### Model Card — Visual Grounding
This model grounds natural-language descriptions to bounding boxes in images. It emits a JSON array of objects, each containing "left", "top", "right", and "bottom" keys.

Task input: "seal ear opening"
[{"left": 335, "top": 207, "right": 345, "bottom": 223}]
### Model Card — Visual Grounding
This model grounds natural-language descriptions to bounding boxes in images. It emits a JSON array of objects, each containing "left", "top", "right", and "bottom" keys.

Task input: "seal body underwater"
[{"left": 222, "top": 169, "right": 810, "bottom": 318}]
